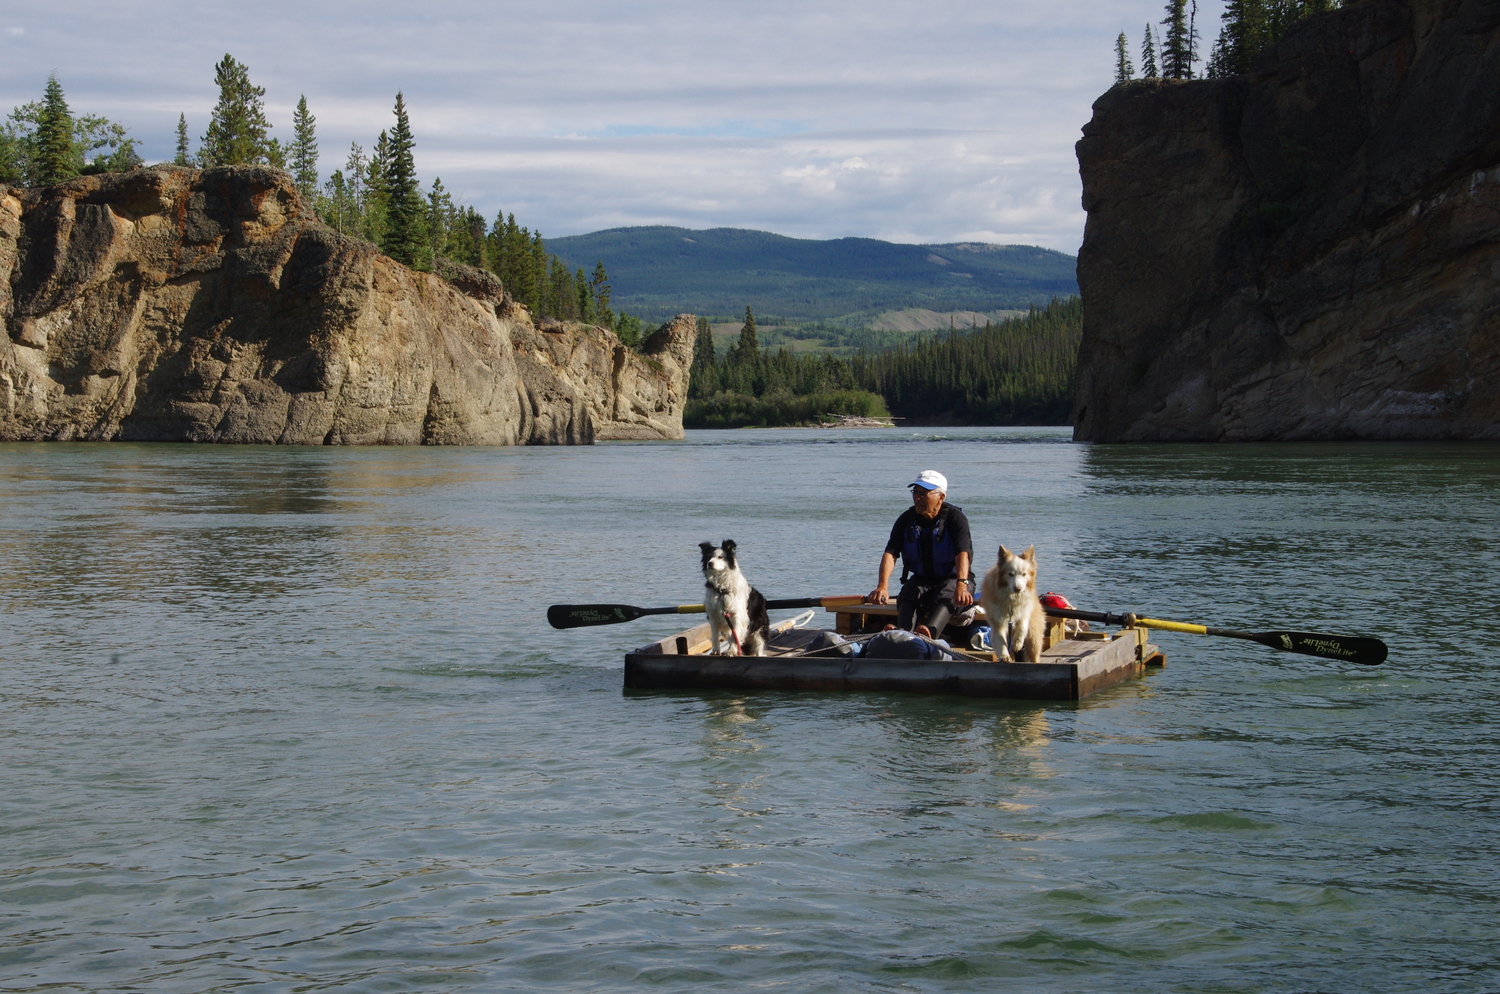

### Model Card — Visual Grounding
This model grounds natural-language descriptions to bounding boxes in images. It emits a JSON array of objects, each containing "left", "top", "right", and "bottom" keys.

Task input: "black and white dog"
[{"left": 699, "top": 539, "right": 771, "bottom": 656}]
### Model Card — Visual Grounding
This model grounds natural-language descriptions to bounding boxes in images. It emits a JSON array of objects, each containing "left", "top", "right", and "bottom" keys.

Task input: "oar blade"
[
  {"left": 547, "top": 604, "right": 645, "bottom": 629},
  {"left": 1255, "top": 630, "right": 1388, "bottom": 666}
]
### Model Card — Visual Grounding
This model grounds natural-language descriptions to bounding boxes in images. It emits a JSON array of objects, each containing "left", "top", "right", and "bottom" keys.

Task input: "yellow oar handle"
[
  {"left": 820, "top": 595, "right": 869, "bottom": 608},
  {"left": 676, "top": 604, "right": 706, "bottom": 613},
  {"left": 1137, "top": 617, "right": 1208, "bottom": 635}
]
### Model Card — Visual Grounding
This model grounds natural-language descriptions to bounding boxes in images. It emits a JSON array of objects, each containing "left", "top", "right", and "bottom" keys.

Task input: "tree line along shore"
[
  {"left": 2, "top": 56, "right": 1082, "bottom": 430},
  {"left": 685, "top": 299, "right": 1079, "bottom": 429}
]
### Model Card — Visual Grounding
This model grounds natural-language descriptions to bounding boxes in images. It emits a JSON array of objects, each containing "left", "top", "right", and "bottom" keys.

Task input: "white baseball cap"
[{"left": 908, "top": 470, "right": 948, "bottom": 492}]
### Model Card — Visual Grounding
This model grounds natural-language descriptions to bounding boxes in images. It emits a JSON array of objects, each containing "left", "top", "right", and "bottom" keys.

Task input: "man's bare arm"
[{"left": 868, "top": 552, "right": 896, "bottom": 604}]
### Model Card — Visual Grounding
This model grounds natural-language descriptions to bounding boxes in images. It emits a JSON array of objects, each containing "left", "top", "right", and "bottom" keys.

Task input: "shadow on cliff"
[{"left": 1073, "top": 0, "right": 1500, "bottom": 442}]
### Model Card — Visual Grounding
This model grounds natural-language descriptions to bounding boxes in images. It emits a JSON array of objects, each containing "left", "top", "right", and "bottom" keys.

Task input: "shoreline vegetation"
[
  {"left": 4, "top": 57, "right": 1084, "bottom": 432},
  {"left": 685, "top": 298, "right": 1080, "bottom": 429}
]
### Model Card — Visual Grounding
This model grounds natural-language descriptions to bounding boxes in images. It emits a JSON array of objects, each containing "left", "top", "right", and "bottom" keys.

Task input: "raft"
[{"left": 624, "top": 601, "right": 1165, "bottom": 701}]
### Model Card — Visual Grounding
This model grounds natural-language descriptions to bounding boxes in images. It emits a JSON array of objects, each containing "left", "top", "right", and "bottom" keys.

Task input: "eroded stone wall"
[
  {"left": 0, "top": 166, "right": 693, "bottom": 444},
  {"left": 1073, "top": 0, "right": 1500, "bottom": 441}
]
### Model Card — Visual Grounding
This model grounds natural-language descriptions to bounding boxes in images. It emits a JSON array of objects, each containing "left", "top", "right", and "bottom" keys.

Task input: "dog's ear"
[
  {"left": 722, "top": 539, "right": 736, "bottom": 553},
  {"left": 1023, "top": 545, "right": 1035, "bottom": 562},
  {"left": 699, "top": 542, "right": 715, "bottom": 559},
  {"left": 998, "top": 544, "right": 1011, "bottom": 562}
]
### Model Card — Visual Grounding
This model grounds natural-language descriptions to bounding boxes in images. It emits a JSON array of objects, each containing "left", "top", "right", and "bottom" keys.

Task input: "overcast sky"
[{"left": 2, "top": 0, "right": 1227, "bottom": 252}]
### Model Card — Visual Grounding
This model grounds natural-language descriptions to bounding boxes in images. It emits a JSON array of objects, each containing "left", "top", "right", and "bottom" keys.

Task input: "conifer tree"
[
  {"left": 1161, "top": 0, "right": 1192, "bottom": 79},
  {"left": 732, "top": 306, "right": 758, "bottom": 364},
  {"left": 200, "top": 55, "right": 276, "bottom": 167},
  {"left": 0, "top": 131, "right": 18, "bottom": 184},
  {"left": 693, "top": 316, "right": 716, "bottom": 370},
  {"left": 546, "top": 257, "right": 574, "bottom": 317},
  {"left": 589, "top": 261, "right": 614, "bottom": 329},
  {"left": 615, "top": 313, "right": 643, "bottom": 349},
  {"left": 1141, "top": 23, "right": 1160, "bottom": 77},
  {"left": 1188, "top": 0, "right": 1201, "bottom": 75},
  {"left": 575, "top": 266, "right": 594, "bottom": 323},
  {"left": 1114, "top": 32, "right": 1135, "bottom": 83},
  {"left": 290, "top": 95, "right": 318, "bottom": 199},
  {"left": 362, "top": 134, "right": 389, "bottom": 243},
  {"left": 426, "top": 176, "right": 453, "bottom": 261},
  {"left": 382, "top": 93, "right": 425, "bottom": 268},
  {"left": 448, "top": 206, "right": 486, "bottom": 269},
  {"left": 174, "top": 114, "right": 192, "bottom": 166},
  {"left": 318, "top": 142, "right": 364, "bottom": 237},
  {"left": 529, "top": 234, "right": 548, "bottom": 314},
  {"left": 34, "top": 74, "right": 76, "bottom": 186},
  {"left": 1208, "top": 0, "right": 1331, "bottom": 78}
]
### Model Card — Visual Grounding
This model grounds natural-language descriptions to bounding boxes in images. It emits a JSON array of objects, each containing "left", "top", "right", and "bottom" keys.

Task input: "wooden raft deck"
[{"left": 623, "top": 604, "right": 1164, "bottom": 701}]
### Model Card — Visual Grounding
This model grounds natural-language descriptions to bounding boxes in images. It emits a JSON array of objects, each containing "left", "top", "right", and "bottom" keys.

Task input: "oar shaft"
[
  {"left": 1043, "top": 606, "right": 1132, "bottom": 626},
  {"left": 549, "top": 595, "right": 867, "bottom": 629},
  {"left": 1043, "top": 606, "right": 1385, "bottom": 665},
  {"left": 766, "top": 595, "right": 867, "bottom": 610}
]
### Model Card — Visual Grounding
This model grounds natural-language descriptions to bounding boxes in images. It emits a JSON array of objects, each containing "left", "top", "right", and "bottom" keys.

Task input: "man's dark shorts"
[{"left": 897, "top": 577, "right": 959, "bottom": 634}]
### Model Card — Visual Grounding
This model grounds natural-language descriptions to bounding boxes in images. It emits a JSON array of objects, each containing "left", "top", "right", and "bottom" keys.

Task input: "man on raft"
[{"left": 866, "top": 470, "right": 974, "bottom": 638}]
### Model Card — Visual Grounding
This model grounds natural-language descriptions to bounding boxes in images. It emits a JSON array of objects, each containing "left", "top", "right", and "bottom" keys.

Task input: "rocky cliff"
[
  {"left": 1073, "top": 0, "right": 1500, "bottom": 441},
  {"left": 0, "top": 166, "right": 694, "bottom": 444}
]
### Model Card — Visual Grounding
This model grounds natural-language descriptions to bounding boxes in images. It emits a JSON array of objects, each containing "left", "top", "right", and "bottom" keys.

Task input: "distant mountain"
[{"left": 547, "top": 226, "right": 1078, "bottom": 323}]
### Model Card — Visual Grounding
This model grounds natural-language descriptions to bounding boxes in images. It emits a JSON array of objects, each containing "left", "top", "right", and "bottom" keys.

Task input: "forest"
[{"left": 686, "top": 298, "right": 1081, "bottom": 428}]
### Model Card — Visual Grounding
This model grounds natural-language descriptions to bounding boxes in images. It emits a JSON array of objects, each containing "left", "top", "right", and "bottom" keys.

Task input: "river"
[{"left": 2, "top": 428, "right": 1497, "bottom": 992}]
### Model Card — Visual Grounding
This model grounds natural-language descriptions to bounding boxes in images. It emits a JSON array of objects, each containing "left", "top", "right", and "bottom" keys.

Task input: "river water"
[{"left": 2, "top": 428, "right": 1497, "bottom": 993}]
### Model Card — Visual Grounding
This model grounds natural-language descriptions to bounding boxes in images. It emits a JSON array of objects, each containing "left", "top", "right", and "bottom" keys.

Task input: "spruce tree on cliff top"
[
  {"left": 1114, "top": 32, "right": 1135, "bottom": 83},
  {"left": 290, "top": 96, "right": 319, "bottom": 200},
  {"left": 201, "top": 55, "right": 280, "bottom": 167},
  {"left": 588, "top": 260, "right": 614, "bottom": 329},
  {"left": 382, "top": 92, "right": 426, "bottom": 269},
  {"left": 34, "top": 75, "right": 76, "bottom": 187},
  {"left": 1161, "top": 0, "right": 1194, "bottom": 78},
  {"left": 1141, "top": 23, "right": 1160, "bottom": 77},
  {"left": 174, "top": 114, "right": 192, "bottom": 166}
]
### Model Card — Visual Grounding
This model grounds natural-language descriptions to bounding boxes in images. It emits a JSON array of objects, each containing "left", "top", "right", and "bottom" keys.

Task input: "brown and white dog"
[{"left": 980, "top": 545, "right": 1047, "bottom": 662}]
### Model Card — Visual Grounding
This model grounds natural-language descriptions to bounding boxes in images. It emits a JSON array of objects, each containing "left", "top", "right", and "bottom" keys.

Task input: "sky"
[{"left": 1, "top": 0, "right": 1228, "bottom": 253}]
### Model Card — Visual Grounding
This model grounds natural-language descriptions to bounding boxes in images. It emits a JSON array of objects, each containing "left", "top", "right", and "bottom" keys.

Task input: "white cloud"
[
  {"left": 0, "top": 0, "right": 1230, "bottom": 251},
  {"left": 5, "top": 27, "right": 23, "bottom": 36}
]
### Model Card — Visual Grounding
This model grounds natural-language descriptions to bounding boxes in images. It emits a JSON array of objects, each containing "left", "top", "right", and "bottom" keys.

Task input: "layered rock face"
[
  {"left": 1073, "top": 0, "right": 1500, "bottom": 441},
  {"left": 0, "top": 166, "right": 694, "bottom": 444}
]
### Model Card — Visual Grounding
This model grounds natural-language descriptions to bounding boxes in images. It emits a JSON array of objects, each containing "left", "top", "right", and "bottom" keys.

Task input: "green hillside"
[{"left": 547, "top": 226, "right": 1078, "bottom": 323}]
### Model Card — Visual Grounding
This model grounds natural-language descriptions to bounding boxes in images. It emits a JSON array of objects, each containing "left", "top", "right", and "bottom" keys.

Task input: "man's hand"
[
  {"left": 953, "top": 551, "right": 973, "bottom": 608},
  {"left": 868, "top": 551, "right": 897, "bottom": 605},
  {"left": 954, "top": 582, "right": 974, "bottom": 608}
]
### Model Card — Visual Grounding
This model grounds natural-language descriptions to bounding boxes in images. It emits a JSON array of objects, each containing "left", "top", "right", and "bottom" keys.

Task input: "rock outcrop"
[
  {"left": 0, "top": 166, "right": 694, "bottom": 443},
  {"left": 1073, "top": 0, "right": 1500, "bottom": 441}
]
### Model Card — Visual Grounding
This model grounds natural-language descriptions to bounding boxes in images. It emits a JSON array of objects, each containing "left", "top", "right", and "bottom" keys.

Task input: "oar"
[
  {"left": 1043, "top": 607, "right": 1387, "bottom": 666},
  {"left": 547, "top": 595, "right": 867, "bottom": 630}
]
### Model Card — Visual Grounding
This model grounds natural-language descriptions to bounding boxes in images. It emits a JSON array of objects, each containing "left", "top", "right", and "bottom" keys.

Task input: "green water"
[{"left": 1, "top": 428, "right": 1496, "bottom": 992}]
